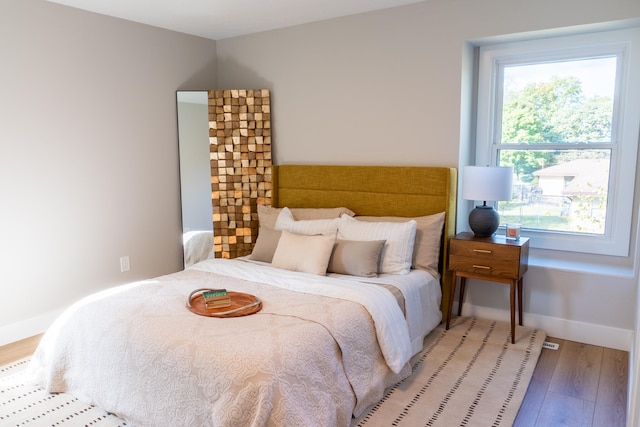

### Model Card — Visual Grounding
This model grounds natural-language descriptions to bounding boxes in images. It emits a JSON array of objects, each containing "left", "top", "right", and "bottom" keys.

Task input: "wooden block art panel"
[{"left": 209, "top": 89, "right": 272, "bottom": 259}]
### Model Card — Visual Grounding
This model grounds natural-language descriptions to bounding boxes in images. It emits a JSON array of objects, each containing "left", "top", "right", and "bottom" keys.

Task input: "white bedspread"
[
  {"left": 192, "top": 258, "right": 415, "bottom": 372},
  {"left": 227, "top": 257, "right": 442, "bottom": 359},
  {"left": 26, "top": 259, "right": 439, "bottom": 426}
]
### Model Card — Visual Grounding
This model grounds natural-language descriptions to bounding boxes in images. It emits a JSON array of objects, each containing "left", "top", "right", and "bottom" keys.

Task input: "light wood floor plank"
[
  {"left": 536, "top": 391, "right": 595, "bottom": 427},
  {"left": 513, "top": 337, "right": 564, "bottom": 427},
  {"left": 0, "top": 334, "right": 42, "bottom": 366},
  {"left": 549, "top": 340, "right": 602, "bottom": 401},
  {"left": 593, "top": 347, "right": 628, "bottom": 427}
]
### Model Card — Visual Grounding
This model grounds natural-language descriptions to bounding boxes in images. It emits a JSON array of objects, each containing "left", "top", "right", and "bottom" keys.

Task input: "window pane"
[
  {"left": 501, "top": 57, "right": 616, "bottom": 144},
  {"left": 477, "top": 28, "right": 640, "bottom": 256},
  {"left": 498, "top": 149, "right": 610, "bottom": 234}
]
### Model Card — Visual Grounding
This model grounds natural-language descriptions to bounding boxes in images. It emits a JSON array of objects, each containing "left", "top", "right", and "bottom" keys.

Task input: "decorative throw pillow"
[
  {"left": 337, "top": 215, "right": 417, "bottom": 275},
  {"left": 249, "top": 227, "right": 282, "bottom": 263},
  {"left": 257, "top": 205, "right": 354, "bottom": 229},
  {"left": 328, "top": 239, "right": 385, "bottom": 277},
  {"left": 274, "top": 207, "right": 340, "bottom": 236},
  {"left": 271, "top": 231, "right": 336, "bottom": 275},
  {"left": 355, "top": 212, "right": 446, "bottom": 277},
  {"left": 257, "top": 205, "right": 283, "bottom": 230}
]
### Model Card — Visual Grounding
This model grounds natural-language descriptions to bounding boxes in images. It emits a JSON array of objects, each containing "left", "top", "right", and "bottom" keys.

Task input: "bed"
[{"left": 27, "top": 165, "right": 457, "bottom": 427}]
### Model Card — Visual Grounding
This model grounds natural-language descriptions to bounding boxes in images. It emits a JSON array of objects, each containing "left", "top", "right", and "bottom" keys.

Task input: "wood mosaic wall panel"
[{"left": 209, "top": 89, "right": 272, "bottom": 259}]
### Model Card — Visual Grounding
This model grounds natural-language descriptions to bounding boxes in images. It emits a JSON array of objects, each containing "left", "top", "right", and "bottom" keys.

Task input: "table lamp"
[{"left": 462, "top": 166, "right": 514, "bottom": 236}]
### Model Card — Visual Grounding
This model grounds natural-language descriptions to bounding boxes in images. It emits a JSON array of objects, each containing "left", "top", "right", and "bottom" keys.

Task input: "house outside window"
[{"left": 475, "top": 28, "right": 640, "bottom": 257}]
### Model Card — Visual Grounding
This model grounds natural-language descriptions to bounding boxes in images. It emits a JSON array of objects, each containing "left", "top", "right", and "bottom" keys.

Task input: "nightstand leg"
[
  {"left": 446, "top": 273, "right": 457, "bottom": 330},
  {"left": 458, "top": 277, "right": 466, "bottom": 316},
  {"left": 510, "top": 280, "right": 516, "bottom": 344},
  {"left": 518, "top": 278, "right": 523, "bottom": 326}
]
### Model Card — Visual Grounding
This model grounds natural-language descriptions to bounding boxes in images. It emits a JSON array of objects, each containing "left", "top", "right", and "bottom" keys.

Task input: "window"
[{"left": 475, "top": 28, "right": 640, "bottom": 256}]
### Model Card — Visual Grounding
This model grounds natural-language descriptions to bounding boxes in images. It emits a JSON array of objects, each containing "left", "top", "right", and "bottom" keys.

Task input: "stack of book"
[{"left": 203, "top": 289, "right": 231, "bottom": 309}]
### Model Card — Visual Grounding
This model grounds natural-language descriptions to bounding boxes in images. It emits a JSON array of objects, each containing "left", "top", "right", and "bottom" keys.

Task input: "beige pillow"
[
  {"left": 257, "top": 205, "right": 355, "bottom": 229},
  {"left": 337, "top": 215, "right": 417, "bottom": 275},
  {"left": 355, "top": 212, "right": 445, "bottom": 277},
  {"left": 249, "top": 227, "right": 282, "bottom": 263},
  {"left": 328, "top": 239, "right": 385, "bottom": 277},
  {"left": 275, "top": 207, "right": 340, "bottom": 236},
  {"left": 271, "top": 231, "right": 336, "bottom": 275},
  {"left": 291, "top": 207, "right": 355, "bottom": 220}
]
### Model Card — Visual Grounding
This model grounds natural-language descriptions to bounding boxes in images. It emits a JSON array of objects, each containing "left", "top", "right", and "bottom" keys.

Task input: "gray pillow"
[
  {"left": 328, "top": 239, "right": 385, "bottom": 277},
  {"left": 249, "top": 227, "right": 282, "bottom": 263},
  {"left": 355, "top": 212, "right": 445, "bottom": 277}
]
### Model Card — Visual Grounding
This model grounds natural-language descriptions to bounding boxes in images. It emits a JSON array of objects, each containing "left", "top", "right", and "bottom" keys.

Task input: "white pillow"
[
  {"left": 271, "top": 231, "right": 336, "bottom": 275},
  {"left": 355, "top": 212, "right": 445, "bottom": 277},
  {"left": 337, "top": 215, "right": 417, "bottom": 275},
  {"left": 274, "top": 207, "right": 339, "bottom": 236},
  {"left": 257, "top": 205, "right": 355, "bottom": 229}
]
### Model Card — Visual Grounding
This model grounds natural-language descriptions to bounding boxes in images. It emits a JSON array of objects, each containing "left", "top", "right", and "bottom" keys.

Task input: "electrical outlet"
[
  {"left": 120, "top": 256, "right": 130, "bottom": 272},
  {"left": 542, "top": 341, "right": 559, "bottom": 350}
]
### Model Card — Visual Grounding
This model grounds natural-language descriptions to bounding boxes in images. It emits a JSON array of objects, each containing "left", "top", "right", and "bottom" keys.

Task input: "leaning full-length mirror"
[{"left": 177, "top": 91, "right": 214, "bottom": 267}]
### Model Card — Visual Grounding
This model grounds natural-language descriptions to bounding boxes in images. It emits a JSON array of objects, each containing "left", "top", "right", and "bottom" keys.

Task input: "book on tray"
[{"left": 203, "top": 289, "right": 231, "bottom": 309}]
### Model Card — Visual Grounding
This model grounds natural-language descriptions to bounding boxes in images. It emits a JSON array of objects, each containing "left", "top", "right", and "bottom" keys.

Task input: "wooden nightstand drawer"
[
  {"left": 449, "top": 240, "right": 521, "bottom": 278},
  {"left": 449, "top": 255, "right": 520, "bottom": 278},
  {"left": 448, "top": 233, "right": 529, "bottom": 280}
]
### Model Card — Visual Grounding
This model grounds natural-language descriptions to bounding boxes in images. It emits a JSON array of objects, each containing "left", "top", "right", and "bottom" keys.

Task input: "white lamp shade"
[{"left": 462, "top": 166, "right": 513, "bottom": 202}]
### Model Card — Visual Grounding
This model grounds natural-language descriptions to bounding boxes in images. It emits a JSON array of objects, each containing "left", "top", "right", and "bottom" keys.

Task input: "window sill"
[{"left": 528, "top": 247, "right": 635, "bottom": 278}]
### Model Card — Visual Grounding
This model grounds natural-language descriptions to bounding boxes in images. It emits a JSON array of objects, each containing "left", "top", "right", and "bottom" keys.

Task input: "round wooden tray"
[{"left": 186, "top": 290, "right": 262, "bottom": 318}]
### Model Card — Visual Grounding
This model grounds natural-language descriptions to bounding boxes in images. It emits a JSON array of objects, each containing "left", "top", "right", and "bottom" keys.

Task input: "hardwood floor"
[
  {"left": 0, "top": 334, "right": 41, "bottom": 366},
  {"left": 0, "top": 334, "right": 629, "bottom": 426},
  {"left": 514, "top": 336, "right": 629, "bottom": 427}
]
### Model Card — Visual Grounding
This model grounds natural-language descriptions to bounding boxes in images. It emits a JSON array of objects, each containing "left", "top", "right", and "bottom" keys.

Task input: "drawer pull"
[
  {"left": 473, "top": 249, "right": 492, "bottom": 254},
  {"left": 472, "top": 265, "right": 491, "bottom": 270}
]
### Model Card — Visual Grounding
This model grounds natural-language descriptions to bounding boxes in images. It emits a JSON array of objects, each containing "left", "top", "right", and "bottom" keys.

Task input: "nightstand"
[{"left": 446, "top": 232, "right": 529, "bottom": 343}]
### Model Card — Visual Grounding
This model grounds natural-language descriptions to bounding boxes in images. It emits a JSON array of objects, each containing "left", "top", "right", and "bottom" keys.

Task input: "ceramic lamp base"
[{"left": 468, "top": 205, "right": 500, "bottom": 236}]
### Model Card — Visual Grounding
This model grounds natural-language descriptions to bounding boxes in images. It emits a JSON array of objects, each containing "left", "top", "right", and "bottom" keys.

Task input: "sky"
[{"left": 503, "top": 56, "right": 617, "bottom": 98}]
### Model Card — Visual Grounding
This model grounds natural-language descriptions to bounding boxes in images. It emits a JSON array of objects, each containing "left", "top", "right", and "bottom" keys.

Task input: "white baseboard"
[
  {"left": 0, "top": 308, "right": 65, "bottom": 347},
  {"left": 460, "top": 303, "right": 633, "bottom": 351}
]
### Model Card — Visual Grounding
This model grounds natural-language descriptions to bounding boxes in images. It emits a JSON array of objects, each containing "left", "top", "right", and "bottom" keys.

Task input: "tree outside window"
[{"left": 495, "top": 57, "right": 616, "bottom": 235}]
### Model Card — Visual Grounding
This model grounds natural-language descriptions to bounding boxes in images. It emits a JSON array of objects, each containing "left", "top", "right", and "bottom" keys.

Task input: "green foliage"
[
  {"left": 497, "top": 75, "right": 613, "bottom": 234},
  {"left": 499, "top": 75, "right": 612, "bottom": 176},
  {"left": 500, "top": 150, "right": 552, "bottom": 179},
  {"left": 501, "top": 75, "right": 612, "bottom": 145}
]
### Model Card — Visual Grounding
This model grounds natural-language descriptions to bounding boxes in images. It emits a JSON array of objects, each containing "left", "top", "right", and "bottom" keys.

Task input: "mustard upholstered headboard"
[{"left": 271, "top": 165, "right": 457, "bottom": 323}]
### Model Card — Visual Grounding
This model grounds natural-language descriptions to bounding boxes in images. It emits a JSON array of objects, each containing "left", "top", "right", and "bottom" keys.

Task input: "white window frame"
[{"left": 476, "top": 28, "right": 640, "bottom": 257}]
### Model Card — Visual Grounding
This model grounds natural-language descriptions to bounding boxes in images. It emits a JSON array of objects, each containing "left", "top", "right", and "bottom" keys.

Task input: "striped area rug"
[
  {"left": 352, "top": 316, "right": 546, "bottom": 426},
  {"left": 0, "top": 358, "right": 127, "bottom": 426},
  {"left": 0, "top": 317, "right": 544, "bottom": 427}
]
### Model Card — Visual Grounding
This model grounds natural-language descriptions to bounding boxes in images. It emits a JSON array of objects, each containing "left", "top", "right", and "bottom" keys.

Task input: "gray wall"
[
  {"left": 216, "top": 0, "right": 640, "bottom": 349},
  {"left": 0, "top": 0, "right": 217, "bottom": 344}
]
